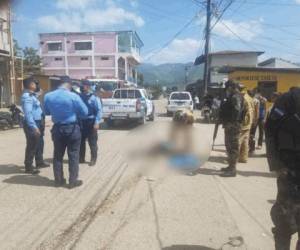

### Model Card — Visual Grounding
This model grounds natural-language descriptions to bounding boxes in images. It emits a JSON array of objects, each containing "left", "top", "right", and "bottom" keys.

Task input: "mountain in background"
[{"left": 138, "top": 62, "right": 203, "bottom": 86}]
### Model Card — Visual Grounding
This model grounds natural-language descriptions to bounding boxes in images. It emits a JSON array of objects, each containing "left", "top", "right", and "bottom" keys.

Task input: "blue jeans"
[{"left": 51, "top": 123, "right": 81, "bottom": 183}]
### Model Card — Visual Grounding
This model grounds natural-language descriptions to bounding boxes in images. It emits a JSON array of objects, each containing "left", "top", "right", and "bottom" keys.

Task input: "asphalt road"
[{"left": 0, "top": 99, "right": 296, "bottom": 250}]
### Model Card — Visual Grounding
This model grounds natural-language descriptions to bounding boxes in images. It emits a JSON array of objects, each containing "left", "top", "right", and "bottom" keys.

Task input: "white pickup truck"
[{"left": 102, "top": 88, "right": 155, "bottom": 126}]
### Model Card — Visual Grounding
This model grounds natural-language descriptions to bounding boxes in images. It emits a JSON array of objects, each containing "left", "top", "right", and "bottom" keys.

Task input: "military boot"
[{"left": 220, "top": 166, "right": 237, "bottom": 177}]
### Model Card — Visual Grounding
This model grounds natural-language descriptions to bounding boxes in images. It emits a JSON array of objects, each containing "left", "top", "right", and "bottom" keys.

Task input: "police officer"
[
  {"left": 219, "top": 80, "right": 244, "bottom": 177},
  {"left": 265, "top": 87, "right": 300, "bottom": 250},
  {"left": 44, "top": 76, "right": 88, "bottom": 188},
  {"left": 79, "top": 80, "right": 102, "bottom": 166},
  {"left": 21, "top": 77, "right": 49, "bottom": 175}
]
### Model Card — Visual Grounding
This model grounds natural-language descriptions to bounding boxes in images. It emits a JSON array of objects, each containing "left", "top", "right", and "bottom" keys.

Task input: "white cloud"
[
  {"left": 56, "top": 0, "right": 96, "bottom": 10},
  {"left": 145, "top": 38, "right": 201, "bottom": 64},
  {"left": 295, "top": 0, "right": 300, "bottom": 4},
  {"left": 213, "top": 18, "right": 263, "bottom": 42},
  {"left": 37, "top": 0, "right": 144, "bottom": 32},
  {"left": 84, "top": 7, "right": 144, "bottom": 28}
]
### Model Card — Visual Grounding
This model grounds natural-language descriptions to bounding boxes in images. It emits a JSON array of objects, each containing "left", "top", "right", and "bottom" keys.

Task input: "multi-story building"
[
  {"left": 39, "top": 31, "right": 143, "bottom": 84},
  {"left": 0, "top": 3, "right": 13, "bottom": 107}
]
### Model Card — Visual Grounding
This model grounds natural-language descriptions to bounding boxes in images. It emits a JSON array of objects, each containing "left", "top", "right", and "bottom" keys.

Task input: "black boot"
[
  {"left": 25, "top": 167, "right": 40, "bottom": 175},
  {"left": 36, "top": 161, "right": 50, "bottom": 169},
  {"left": 89, "top": 158, "right": 97, "bottom": 167},
  {"left": 68, "top": 180, "right": 83, "bottom": 189},
  {"left": 220, "top": 167, "right": 236, "bottom": 177},
  {"left": 221, "top": 166, "right": 232, "bottom": 172},
  {"left": 54, "top": 178, "right": 66, "bottom": 187}
]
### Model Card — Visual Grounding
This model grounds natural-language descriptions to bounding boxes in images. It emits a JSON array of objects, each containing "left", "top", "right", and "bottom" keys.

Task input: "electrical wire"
[{"left": 144, "top": 15, "right": 199, "bottom": 61}]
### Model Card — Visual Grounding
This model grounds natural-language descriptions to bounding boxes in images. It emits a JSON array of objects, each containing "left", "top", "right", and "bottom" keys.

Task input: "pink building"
[{"left": 39, "top": 31, "right": 143, "bottom": 83}]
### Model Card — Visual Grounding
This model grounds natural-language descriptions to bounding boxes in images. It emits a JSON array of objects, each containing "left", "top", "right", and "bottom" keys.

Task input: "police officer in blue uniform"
[
  {"left": 79, "top": 80, "right": 102, "bottom": 167},
  {"left": 44, "top": 76, "right": 88, "bottom": 188},
  {"left": 22, "top": 77, "right": 49, "bottom": 175}
]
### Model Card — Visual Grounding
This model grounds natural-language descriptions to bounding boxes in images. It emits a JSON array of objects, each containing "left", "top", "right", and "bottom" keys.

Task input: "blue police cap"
[
  {"left": 81, "top": 80, "right": 93, "bottom": 86},
  {"left": 60, "top": 76, "right": 72, "bottom": 84},
  {"left": 23, "top": 77, "right": 35, "bottom": 89}
]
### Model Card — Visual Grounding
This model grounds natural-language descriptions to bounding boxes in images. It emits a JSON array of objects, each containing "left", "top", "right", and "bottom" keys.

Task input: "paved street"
[{"left": 0, "top": 99, "right": 296, "bottom": 250}]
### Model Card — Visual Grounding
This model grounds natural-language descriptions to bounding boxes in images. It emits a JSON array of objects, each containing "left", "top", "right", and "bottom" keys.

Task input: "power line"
[
  {"left": 218, "top": 19, "right": 300, "bottom": 58},
  {"left": 144, "top": 15, "right": 198, "bottom": 61},
  {"left": 211, "top": 0, "right": 236, "bottom": 30}
]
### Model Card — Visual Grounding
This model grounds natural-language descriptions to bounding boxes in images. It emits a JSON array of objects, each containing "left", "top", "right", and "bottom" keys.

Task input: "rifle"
[{"left": 212, "top": 122, "right": 220, "bottom": 150}]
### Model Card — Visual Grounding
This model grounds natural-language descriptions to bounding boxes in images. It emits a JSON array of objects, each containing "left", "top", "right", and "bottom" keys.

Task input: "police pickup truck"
[{"left": 102, "top": 88, "right": 155, "bottom": 126}]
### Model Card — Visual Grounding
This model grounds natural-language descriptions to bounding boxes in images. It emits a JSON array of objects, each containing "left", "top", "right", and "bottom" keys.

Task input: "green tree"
[
  {"left": 137, "top": 72, "right": 144, "bottom": 86},
  {"left": 13, "top": 39, "right": 22, "bottom": 57},
  {"left": 23, "top": 47, "right": 42, "bottom": 74}
]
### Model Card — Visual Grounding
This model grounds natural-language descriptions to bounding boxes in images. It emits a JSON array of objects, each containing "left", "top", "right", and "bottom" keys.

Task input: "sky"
[{"left": 11, "top": 0, "right": 300, "bottom": 65}]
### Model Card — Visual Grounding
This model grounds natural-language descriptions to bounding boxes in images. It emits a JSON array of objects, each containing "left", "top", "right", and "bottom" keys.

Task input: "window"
[
  {"left": 48, "top": 43, "right": 62, "bottom": 51},
  {"left": 113, "top": 89, "right": 141, "bottom": 99},
  {"left": 101, "top": 56, "right": 109, "bottom": 61},
  {"left": 74, "top": 42, "right": 92, "bottom": 51},
  {"left": 170, "top": 93, "right": 191, "bottom": 100},
  {"left": 114, "top": 90, "right": 121, "bottom": 98},
  {"left": 54, "top": 57, "right": 63, "bottom": 61},
  {"left": 81, "top": 57, "right": 89, "bottom": 61}
]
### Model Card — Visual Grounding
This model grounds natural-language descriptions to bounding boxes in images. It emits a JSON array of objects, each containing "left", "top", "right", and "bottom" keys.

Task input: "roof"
[
  {"left": 219, "top": 66, "right": 300, "bottom": 74},
  {"left": 194, "top": 50, "right": 264, "bottom": 65},
  {"left": 209, "top": 50, "right": 264, "bottom": 56},
  {"left": 39, "top": 30, "right": 144, "bottom": 46},
  {"left": 258, "top": 57, "right": 299, "bottom": 67}
]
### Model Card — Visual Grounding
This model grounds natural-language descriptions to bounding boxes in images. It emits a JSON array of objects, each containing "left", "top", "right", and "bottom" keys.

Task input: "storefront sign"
[{"left": 235, "top": 75, "right": 277, "bottom": 81}]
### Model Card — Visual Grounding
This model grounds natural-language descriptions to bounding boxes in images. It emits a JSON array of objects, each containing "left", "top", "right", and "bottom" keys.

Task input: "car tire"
[{"left": 105, "top": 119, "right": 115, "bottom": 127}]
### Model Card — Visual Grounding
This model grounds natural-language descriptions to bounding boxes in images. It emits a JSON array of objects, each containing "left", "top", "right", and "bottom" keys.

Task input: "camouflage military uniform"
[
  {"left": 220, "top": 85, "right": 244, "bottom": 174},
  {"left": 265, "top": 87, "right": 300, "bottom": 250},
  {"left": 239, "top": 92, "right": 254, "bottom": 163},
  {"left": 224, "top": 123, "right": 241, "bottom": 168}
]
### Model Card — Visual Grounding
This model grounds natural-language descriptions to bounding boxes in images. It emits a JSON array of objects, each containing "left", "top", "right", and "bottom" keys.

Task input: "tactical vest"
[
  {"left": 265, "top": 88, "right": 300, "bottom": 171},
  {"left": 219, "top": 93, "right": 245, "bottom": 124},
  {"left": 81, "top": 93, "right": 96, "bottom": 117}
]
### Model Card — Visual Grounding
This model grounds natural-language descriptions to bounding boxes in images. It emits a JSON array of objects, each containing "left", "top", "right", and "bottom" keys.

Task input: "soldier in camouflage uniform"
[
  {"left": 265, "top": 87, "right": 300, "bottom": 250},
  {"left": 239, "top": 86, "right": 254, "bottom": 163},
  {"left": 219, "top": 81, "right": 244, "bottom": 177}
]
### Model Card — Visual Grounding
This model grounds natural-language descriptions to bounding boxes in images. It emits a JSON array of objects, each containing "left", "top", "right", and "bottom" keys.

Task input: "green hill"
[{"left": 138, "top": 63, "right": 203, "bottom": 87}]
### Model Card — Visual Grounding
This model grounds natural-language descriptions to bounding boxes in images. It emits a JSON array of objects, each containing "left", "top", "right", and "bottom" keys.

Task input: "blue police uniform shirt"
[
  {"left": 21, "top": 90, "right": 43, "bottom": 129},
  {"left": 44, "top": 87, "right": 88, "bottom": 124},
  {"left": 80, "top": 93, "right": 102, "bottom": 125}
]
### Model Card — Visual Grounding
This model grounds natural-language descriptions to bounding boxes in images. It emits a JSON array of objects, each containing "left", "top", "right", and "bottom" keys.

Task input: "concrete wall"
[
  {"left": 211, "top": 53, "right": 259, "bottom": 68},
  {"left": 260, "top": 59, "right": 300, "bottom": 69}
]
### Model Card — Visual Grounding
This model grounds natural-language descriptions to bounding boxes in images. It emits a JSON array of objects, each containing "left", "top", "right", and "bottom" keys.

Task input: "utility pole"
[
  {"left": 203, "top": 0, "right": 211, "bottom": 96},
  {"left": 185, "top": 65, "right": 190, "bottom": 86}
]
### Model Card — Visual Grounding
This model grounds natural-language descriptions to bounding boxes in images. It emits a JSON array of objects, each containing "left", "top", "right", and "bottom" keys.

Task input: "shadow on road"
[
  {"left": 100, "top": 121, "right": 140, "bottom": 131},
  {"left": 208, "top": 156, "right": 228, "bottom": 164},
  {"left": 3, "top": 174, "right": 55, "bottom": 187},
  {"left": 211, "top": 148, "right": 226, "bottom": 153},
  {"left": 163, "top": 245, "right": 215, "bottom": 250},
  {"left": 0, "top": 164, "right": 25, "bottom": 175}
]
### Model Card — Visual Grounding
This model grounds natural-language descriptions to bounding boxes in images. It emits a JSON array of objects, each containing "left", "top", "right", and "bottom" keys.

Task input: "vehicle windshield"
[
  {"left": 170, "top": 93, "right": 190, "bottom": 100},
  {"left": 114, "top": 89, "right": 142, "bottom": 99},
  {"left": 96, "top": 81, "right": 118, "bottom": 92}
]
